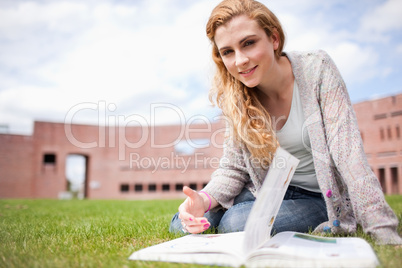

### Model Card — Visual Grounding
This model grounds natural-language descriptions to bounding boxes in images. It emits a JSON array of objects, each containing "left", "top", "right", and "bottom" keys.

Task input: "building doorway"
[
  {"left": 378, "top": 168, "right": 386, "bottom": 193},
  {"left": 65, "top": 154, "right": 88, "bottom": 199},
  {"left": 390, "top": 167, "right": 399, "bottom": 195}
]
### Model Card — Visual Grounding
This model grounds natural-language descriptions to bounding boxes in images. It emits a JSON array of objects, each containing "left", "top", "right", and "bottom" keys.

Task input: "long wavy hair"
[{"left": 206, "top": 0, "right": 285, "bottom": 166}]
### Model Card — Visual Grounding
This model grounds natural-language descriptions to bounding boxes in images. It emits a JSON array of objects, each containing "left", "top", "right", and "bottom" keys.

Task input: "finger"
[
  {"left": 185, "top": 220, "right": 211, "bottom": 234},
  {"left": 183, "top": 186, "right": 197, "bottom": 199},
  {"left": 180, "top": 186, "right": 205, "bottom": 218},
  {"left": 191, "top": 216, "right": 209, "bottom": 224},
  {"left": 178, "top": 210, "right": 195, "bottom": 223},
  {"left": 184, "top": 217, "right": 210, "bottom": 229}
]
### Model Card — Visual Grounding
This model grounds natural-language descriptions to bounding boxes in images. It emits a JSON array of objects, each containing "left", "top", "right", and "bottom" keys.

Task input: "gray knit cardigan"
[{"left": 203, "top": 50, "right": 402, "bottom": 245}]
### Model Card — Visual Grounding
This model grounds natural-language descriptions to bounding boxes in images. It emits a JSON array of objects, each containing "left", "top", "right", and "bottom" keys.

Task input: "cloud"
[
  {"left": 269, "top": 0, "right": 402, "bottom": 89},
  {"left": 0, "top": 1, "right": 89, "bottom": 69},
  {"left": 397, "top": 44, "right": 402, "bottom": 54},
  {"left": 0, "top": 0, "right": 401, "bottom": 134},
  {"left": 0, "top": 0, "right": 221, "bottom": 134},
  {"left": 360, "top": 0, "right": 402, "bottom": 36},
  {"left": 270, "top": 1, "right": 375, "bottom": 84},
  {"left": 325, "top": 42, "right": 380, "bottom": 83}
]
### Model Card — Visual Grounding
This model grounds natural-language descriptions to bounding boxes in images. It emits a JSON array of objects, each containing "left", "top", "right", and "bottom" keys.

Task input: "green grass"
[{"left": 0, "top": 196, "right": 401, "bottom": 268}]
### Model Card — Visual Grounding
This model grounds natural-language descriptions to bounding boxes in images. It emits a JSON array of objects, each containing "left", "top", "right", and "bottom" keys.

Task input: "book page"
[
  {"left": 243, "top": 147, "right": 299, "bottom": 254},
  {"left": 246, "top": 232, "right": 379, "bottom": 268},
  {"left": 129, "top": 232, "right": 246, "bottom": 267}
]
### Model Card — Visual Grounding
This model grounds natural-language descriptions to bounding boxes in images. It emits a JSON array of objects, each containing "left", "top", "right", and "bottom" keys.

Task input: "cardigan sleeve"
[
  {"left": 317, "top": 51, "right": 402, "bottom": 244},
  {"left": 202, "top": 132, "right": 251, "bottom": 210}
]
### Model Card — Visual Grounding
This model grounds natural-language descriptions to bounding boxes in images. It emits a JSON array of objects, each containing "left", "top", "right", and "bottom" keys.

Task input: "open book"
[
  {"left": 128, "top": 231, "right": 379, "bottom": 267},
  {"left": 129, "top": 148, "right": 379, "bottom": 268}
]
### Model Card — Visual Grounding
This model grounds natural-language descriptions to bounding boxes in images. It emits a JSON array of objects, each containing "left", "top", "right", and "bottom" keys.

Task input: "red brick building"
[
  {"left": 354, "top": 93, "right": 402, "bottom": 195},
  {"left": 0, "top": 93, "right": 401, "bottom": 199},
  {"left": 0, "top": 120, "right": 225, "bottom": 199}
]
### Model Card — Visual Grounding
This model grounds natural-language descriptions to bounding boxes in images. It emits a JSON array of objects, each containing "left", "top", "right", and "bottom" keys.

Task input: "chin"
[{"left": 242, "top": 80, "right": 259, "bottom": 88}]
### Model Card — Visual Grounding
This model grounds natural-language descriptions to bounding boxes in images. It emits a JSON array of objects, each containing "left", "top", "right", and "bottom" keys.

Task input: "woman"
[{"left": 169, "top": 0, "right": 401, "bottom": 245}]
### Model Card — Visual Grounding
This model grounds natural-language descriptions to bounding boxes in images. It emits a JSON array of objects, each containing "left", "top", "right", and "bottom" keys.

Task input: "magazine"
[{"left": 128, "top": 148, "right": 379, "bottom": 267}]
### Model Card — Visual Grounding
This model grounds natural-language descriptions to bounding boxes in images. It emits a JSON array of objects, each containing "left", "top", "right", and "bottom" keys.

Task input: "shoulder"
[
  {"left": 286, "top": 50, "right": 341, "bottom": 83},
  {"left": 285, "top": 50, "right": 346, "bottom": 108},
  {"left": 285, "top": 50, "right": 333, "bottom": 69}
]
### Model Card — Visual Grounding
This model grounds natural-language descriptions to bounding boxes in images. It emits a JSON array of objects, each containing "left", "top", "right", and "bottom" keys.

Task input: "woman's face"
[{"left": 214, "top": 15, "right": 279, "bottom": 89}]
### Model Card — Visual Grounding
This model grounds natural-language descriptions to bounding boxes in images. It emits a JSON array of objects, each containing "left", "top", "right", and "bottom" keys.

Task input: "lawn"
[{"left": 0, "top": 196, "right": 401, "bottom": 268}]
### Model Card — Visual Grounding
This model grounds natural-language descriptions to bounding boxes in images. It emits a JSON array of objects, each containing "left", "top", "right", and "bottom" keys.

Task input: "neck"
[{"left": 257, "top": 55, "right": 293, "bottom": 101}]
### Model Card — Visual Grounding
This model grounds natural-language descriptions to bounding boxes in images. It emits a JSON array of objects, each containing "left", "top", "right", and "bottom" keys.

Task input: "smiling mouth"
[{"left": 239, "top": 66, "right": 257, "bottom": 74}]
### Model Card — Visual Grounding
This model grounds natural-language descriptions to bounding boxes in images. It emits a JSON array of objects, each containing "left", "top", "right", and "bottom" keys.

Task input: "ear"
[{"left": 270, "top": 30, "right": 280, "bottom": 51}]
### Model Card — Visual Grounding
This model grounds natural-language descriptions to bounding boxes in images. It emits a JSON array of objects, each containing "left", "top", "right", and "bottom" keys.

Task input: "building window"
[
  {"left": 42, "top": 153, "right": 57, "bottom": 173},
  {"left": 380, "top": 128, "right": 385, "bottom": 141},
  {"left": 162, "top": 184, "right": 170, "bottom": 191},
  {"left": 374, "top": 113, "right": 387, "bottom": 120},
  {"left": 189, "top": 183, "right": 197, "bottom": 191},
  {"left": 120, "top": 184, "right": 129, "bottom": 192},
  {"left": 43, "top": 153, "right": 56, "bottom": 164},
  {"left": 387, "top": 127, "right": 392, "bottom": 140},
  {"left": 391, "top": 110, "right": 402, "bottom": 117},
  {"left": 148, "top": 184, "right": 156, "bottom": 192},
  {"left": 175, "top": 183, "right": 184, "bottom": 192},
  {"left": 135, "top": 184, "right": 143, "bottom": 192}
]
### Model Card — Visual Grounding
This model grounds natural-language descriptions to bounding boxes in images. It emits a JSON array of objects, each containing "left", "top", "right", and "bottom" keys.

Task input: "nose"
[{"left": 235, "top": 51, "right": 249, "bottom": 67}]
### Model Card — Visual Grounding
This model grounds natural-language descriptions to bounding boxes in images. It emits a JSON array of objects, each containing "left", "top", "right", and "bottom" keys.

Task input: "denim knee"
[
  {"left": 168, "top": 210, "right": 225, "bottom": 234},
  {"left": 272, "top": 195, "right": 328, "bottom": 234},
  {"left": 169, "top": 212, "right": 184, "bottom": 234},
  {"left": 233, "top": 188, "right": 255, "bottom": 204},
  {"left": 218, "top": 201, "right": 254, "bottom": 233}
]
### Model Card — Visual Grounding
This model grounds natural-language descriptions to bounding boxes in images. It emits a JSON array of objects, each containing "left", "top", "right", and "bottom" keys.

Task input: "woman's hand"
[{"left": 178, "top": 186, "right": 211, "bottom": 234}]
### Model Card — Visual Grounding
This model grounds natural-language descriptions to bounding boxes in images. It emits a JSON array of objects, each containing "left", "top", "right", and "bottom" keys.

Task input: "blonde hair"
[{"left": 206, "top": 0, "right": 285, "bottom": 165}]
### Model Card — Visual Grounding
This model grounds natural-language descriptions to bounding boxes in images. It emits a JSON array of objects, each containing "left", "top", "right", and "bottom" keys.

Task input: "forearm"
[
  {"left": 199, "top": 191, "right": 218, "bottom": 213},
  {"left": 200, "top": 132, "right": 249, "bottom": 209}
]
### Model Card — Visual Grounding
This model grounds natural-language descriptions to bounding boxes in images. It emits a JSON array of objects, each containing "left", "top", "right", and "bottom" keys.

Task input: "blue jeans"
[{"left": 169, "top": 186, "right": 328, "bottom": 234}]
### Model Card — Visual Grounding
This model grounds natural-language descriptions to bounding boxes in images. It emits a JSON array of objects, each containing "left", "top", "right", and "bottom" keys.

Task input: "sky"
[{"left": 0, "top": 0, "right": 402, "bottom": 135}]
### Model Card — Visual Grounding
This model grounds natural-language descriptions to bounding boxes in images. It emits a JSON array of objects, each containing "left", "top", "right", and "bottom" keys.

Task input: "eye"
[
  {"left": 221, "top": 49, "right": 233, "bottom": 56},
  {"left": 244, "top": 40, "right": 255, "bottom": 47}
]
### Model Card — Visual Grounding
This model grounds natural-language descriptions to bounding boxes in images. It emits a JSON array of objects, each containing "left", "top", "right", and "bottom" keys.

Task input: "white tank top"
[{"left": 275, "top": 81, "right": 320, "bottom": 193}]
